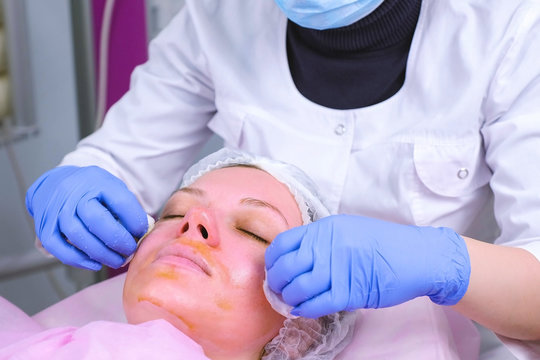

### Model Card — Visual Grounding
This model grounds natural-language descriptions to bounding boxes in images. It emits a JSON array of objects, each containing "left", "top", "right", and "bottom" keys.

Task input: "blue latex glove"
[
  {"left": 25, "top": 166, "right": 148, "bottom": 270},
  {"left": 265, "top": 215, "right": 471, "bottom": 318}
]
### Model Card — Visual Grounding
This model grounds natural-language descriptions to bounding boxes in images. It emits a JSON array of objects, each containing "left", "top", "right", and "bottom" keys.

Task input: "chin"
[{"left": 124, "top": 293, "right": 197, "bottom": 335}]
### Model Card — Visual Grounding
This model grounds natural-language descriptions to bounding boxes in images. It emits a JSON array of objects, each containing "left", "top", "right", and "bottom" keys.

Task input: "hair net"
[
  {"left": 262, "top": 312, "right": 356, "bottom": 360},
  {"left": 180, "top": 148, "right": 356, "bottom": 360}
]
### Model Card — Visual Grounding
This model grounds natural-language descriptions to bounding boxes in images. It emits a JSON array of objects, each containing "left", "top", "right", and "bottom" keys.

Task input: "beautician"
[{"left": 25, "top": 0, "right": 540, "bottom": 350}]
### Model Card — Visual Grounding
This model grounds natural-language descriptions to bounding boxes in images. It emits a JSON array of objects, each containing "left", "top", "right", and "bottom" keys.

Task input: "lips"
[{"left": 155, "top": 243, "right": 212, "bottom": 276}]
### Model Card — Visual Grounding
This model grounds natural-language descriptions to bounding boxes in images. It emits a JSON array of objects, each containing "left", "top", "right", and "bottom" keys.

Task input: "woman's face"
[{"left": 123, "top": 166, "right": 303, "bottom": 359}]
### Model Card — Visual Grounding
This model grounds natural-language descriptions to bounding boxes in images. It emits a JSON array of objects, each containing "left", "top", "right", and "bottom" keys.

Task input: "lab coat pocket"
[{"left": 413, "top": 140, "right": 492, "bottom": 197}]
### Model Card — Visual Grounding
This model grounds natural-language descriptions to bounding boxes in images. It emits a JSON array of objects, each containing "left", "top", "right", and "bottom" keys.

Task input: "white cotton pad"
[
  {"left": 121, "top": 214, "right": 155, "bottom": 267},
  {"left": 263, "top": 270, "right": 298, "bottom": 319}
]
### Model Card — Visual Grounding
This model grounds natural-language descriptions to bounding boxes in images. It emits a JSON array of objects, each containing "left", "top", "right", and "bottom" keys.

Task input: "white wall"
[{"left": 0, "top": 0, "right": 94, "bottom": 315}]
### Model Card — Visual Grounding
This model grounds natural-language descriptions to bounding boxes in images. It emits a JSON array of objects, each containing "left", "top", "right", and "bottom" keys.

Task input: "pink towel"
[{"left": 0, "top": 297, "right": 208, "bottom": 360}]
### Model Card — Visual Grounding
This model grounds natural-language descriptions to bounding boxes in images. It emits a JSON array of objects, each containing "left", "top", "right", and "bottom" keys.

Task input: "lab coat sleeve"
[
  {"left": 60, "top": 6, "right": 216, "bottom": 215},
  {"left": 481, "top": 1, "right": 540, "bottom": 262},
  {"left": 481, "top": 4, "right": 540, "bottom": 356}
]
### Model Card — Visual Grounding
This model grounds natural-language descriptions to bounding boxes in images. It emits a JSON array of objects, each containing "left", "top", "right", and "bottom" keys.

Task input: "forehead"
[
  {"left": 193, "top": 166, "right": 283, "bottom": 191},
  {"left": 171, "top": 166, "right": 302, "bottom": 225}
]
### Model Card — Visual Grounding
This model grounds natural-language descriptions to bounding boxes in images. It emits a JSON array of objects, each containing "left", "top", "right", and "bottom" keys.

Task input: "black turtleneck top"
[{"left": 286, "top": 0, "right": 422, "bottom": 109}]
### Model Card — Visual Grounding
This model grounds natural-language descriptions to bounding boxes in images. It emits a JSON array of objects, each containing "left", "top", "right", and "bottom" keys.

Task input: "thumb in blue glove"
[
  {"left": 25, "top": 165, "right": 149, "bottom": 270},
  {"left": 265, "top": 215, "right": 471, "bottom": 318}
]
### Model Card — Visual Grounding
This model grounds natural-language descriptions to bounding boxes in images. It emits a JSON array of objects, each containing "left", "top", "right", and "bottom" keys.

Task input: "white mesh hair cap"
[{"left": 262, "top": 311, "right": 357, "bottom": 360}]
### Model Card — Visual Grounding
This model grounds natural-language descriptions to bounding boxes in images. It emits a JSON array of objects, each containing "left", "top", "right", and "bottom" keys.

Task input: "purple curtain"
[
  {"left": 92, "top": 0, "right": 148, "bottom": 112},
  {"left": 92, "top": 0, "right": 148, "bottom": 277}
]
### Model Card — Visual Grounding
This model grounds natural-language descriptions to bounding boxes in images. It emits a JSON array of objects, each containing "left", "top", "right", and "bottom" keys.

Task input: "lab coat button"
[
  {"left": 457, "top": 168, "right": 469, "bottom": 179},
  {"left": 334, "top": 124, "right": 346, "bottom": 135}
]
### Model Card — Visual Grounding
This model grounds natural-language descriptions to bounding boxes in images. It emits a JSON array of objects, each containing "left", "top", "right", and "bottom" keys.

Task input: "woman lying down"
[{"left": 0, "top": 149, "right": 479, "bottom": 359}]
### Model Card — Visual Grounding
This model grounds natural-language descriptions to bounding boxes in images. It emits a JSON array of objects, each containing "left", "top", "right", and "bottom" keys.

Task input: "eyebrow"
[
  {"left": 173, "top": 187, "right": 289, "bottom": 226},
  {"left": 175, "top": 187, "right": 206, "bottom": 197},
  {"left": 240, "top": 198, "right": 289, "bottom": 227}
]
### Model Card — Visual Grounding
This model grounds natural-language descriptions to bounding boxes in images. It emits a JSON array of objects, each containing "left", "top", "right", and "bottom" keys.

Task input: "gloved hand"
[
  {"left": 25, "top": 166, "right": 148, "bottom": 270},
  {"left": 265, "top": 215, "right": 471, "bottom": 318}
]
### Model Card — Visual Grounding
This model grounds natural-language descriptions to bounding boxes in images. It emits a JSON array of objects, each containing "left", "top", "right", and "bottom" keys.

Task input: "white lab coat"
[{"left": 61, "top": 0, "right": 540, "bottom": 357}]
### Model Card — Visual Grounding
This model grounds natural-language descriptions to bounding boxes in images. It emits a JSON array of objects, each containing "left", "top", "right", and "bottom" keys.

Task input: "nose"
[{"left": 177, "top": 207, "right": 219, "bottom": 247}]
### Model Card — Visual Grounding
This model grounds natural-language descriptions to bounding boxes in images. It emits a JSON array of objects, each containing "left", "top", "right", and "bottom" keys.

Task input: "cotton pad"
[
  {"left": 122, "top": 214, "right": 155, "bottom": 267},
  {"left": 263, "top": 270, "right": 298, "bottom": 319}
]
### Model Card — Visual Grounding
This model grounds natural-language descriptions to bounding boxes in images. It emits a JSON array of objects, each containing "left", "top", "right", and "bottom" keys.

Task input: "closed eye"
[
  {"left": 160, "top": 214, "right": 185, "bottom": 221},
  {"left": 238, "top": 228, "right": 269, "bottom": 245}
]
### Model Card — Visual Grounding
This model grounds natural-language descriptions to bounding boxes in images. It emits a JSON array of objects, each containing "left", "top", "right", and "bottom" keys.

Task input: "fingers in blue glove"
[
  {"left": 58, "top": 209, "right": 126, "bottom": 268},
  {"left": 97, "top": 178, "right": 149, "bottom": 239},
  {"left": 265, "top": 226, "right": 312, "bottom": 294},
  {"left": 281, "top": 270, "right": 330, "bottom": 308},
  {"left": 291, "top": 290, "right": 345, "bottom": 319},
  {"left": 292, "top": 241, "right": 355, "bottom": 318},
  {"left": 41, "top": 229, "right": 102, "bottom": 271},
  {"left": 272, "top": 214, "right": 471, "bottom": 318},
  {"left": 280, "top": 227, "right": 333, "bottom": 306},
  {"left": 77, "top": 196, "right": 138, "bottom": 256},
  {"left": 265, "top": 225, "right": 307, "bottom": 270},
  {"left": 26, "top": 165, "right": 149, "bottom": 270}
]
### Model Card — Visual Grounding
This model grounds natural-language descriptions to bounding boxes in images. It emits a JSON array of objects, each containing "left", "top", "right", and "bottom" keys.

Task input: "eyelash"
[
  {"left": 238, "top": 228, "right": 269, "bottom": 245},
  {"left": 160, "top": 214, "right": 185, "bottom": 220},
  {"left": 160, "top": 215, "right": 268, "bottom": 245}
]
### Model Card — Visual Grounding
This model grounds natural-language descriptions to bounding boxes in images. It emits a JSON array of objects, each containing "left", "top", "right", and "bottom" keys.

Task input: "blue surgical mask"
[{"left": 275, "top": 0, "right": 385, "bottom": 30}]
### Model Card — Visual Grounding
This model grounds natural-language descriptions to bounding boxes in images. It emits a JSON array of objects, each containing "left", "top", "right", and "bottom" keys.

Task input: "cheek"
[
  {"left": 220, "top": 247, "right": 275, "bottom": 314},
  {"left": 123, "top": 266, "right": 209, "bottom": 333},
  {"left": 223, "top": 244, "right": 265, "bottom": 288},
  {"left": 123, "top": 226, "right": 181, "bottom": 319},
  {"left": 128, "top": 226, "right": 173, "bottom": 272},
  {"left": 215, "top": 250, "right": 284, "bottom": 344}
]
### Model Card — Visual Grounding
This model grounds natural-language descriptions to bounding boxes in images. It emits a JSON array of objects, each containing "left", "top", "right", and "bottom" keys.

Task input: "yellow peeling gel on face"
[{"left": 156, "top": 267, "right": 178, "bottom": 280}]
